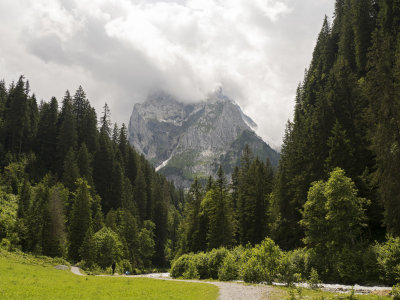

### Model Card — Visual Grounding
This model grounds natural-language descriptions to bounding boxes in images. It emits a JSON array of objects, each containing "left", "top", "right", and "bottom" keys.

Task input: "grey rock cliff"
[{"left": 128, "top": 90, "right": 279, "bottom": 187}]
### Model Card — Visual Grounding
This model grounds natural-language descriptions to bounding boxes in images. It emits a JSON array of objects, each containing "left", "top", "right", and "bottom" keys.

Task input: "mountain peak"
[{"left": 128, "top": 90, "right": 279, "bottom": 187}]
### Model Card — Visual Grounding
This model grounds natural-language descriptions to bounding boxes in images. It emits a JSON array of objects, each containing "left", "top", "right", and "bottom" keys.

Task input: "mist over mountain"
[{"left": 128, "top": 89, "right": 279, "bottom": 187}]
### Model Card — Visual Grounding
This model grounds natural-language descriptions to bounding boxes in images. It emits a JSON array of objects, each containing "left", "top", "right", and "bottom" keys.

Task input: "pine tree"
[
  {"left": 4, "top": 76, "right": 31, "bottom": 155},
  {"left": 93, "top": 129, "right": 114, "bottom": 213},
  {"left": 202, "top": 166, "right": 234, "bottom": 250},
  {"left": 100, "top": 102, "right": 111, "bottom": 137},
  {"left": 183, "top": 178, "right": 205, "bottom": 252},
  {"left": 77, "top": 143, "right": 92, "bottom": 185},
  {"left": 36, "top": 97, "right": 58, "bottom": 173},
  {"left": 62, "top": 148, "right": 80, "bottom": 191},
  {"left": 57, "top": 91, "right": 78, "bottom": 174},
  {"left": 324, "top": 120, "right": 354, "bottom": 173},
  {"left": 153, "top": 181, "right": 169, "bottom": 266},
  {"left": 134, "top": 168, "right": 147, "bottom": 222},
  {"left": 68, "top": 179, "right": 92, "bottom": 262},
  {"left": 367, "top": 0, "right": 400, "bottom": 235},
  {"left": 42, "top": 183, "right": 68, "bottom": 257}
]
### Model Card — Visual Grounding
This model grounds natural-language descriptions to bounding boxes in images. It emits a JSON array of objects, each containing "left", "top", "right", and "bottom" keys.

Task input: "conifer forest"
[{"left": 2, "top": 0, "right": 400, "bottom": 287}]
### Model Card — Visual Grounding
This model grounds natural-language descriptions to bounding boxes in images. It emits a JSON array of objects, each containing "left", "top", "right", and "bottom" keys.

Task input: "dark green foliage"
[
  {"left": 237, "top": 147, "right": 274, "bottom": 246},
  {"left": 367, "top": 0, "right": 400, "bottom": 236},
  {"left": 57, "top": 91, "right": 78, "bottom": 172},
  {"left": 269, "top": 0, "right": 388, "bottom": 250},
  {"left": 36, "top": 97, "right": 58, "bottom": 173},
  {"left": 77, "top": 143, "right": 92, "bottom": 184},
  {"left": 138, "top": 220, "right": 156, "bottom": 267},
  {"left": 42, "top": 184, "right": 68, "bottom": 257},
  {"left": 62, "top": 148, "right": 79, "bottom": 191},
  {"left": 201, "top": 168, "right": 234, "bottom": 250},
  {"left": 93, "top": 129, "right": 114, "bottom": 213},
  {"left": 68, "top": 179, "right": 92, "bottom": 262},
  {"left": 3, "top": 76, "right": 35, "bottom": 155}
]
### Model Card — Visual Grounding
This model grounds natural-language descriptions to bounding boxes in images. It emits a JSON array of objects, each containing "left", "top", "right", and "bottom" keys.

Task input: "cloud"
[{"left": 0, "top": 0, "right": 334, "bottom": 148}]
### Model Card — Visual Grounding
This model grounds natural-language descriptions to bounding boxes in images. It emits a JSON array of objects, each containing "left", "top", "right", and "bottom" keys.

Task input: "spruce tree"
[
  {"left": 69, "top": 179, "right": 92, "bottom": 262},
  {"left": 57, "top": 91, "right": 78, "bottom": 174}
]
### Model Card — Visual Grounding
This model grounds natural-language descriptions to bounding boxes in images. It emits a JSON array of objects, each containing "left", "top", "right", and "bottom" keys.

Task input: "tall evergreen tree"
[
  {"left": 4, "top": 76, "right": 31, "bottom": 155},
  {"left": 69, "top": 179, "right": 92, "bottom": 262},
  {"left": 57, "top": 91, "right": 78, "bottom": 174},
  {"left": 36, "top": 97, "right": 58, "bottom": 173}
]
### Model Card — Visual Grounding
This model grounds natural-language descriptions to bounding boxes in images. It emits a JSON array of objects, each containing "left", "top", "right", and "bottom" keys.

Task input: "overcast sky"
[{"left": 0, "top": 0, "right": 335, "bottom": 149}]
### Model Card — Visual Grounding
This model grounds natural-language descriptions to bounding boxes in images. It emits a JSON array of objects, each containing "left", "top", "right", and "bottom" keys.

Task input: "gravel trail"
[
  {"left": 70, "top": 266, "right": 84, "bottom": 276},
  {"left": 71, "top": 269, "right": 274, "bottom": 299},
  {"left": 132, "top": 273, "right": 274, "bottom": 300}
]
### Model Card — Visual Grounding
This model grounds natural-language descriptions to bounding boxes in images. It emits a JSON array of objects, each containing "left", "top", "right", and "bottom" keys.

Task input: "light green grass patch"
[{"left": 0, "top": 250, "right": 218, "bottom": 300}]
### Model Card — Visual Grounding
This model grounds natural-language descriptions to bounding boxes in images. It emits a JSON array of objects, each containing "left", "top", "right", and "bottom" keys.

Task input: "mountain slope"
[{"left": 128, "top": 90, "right": 279, "bottom": 187}]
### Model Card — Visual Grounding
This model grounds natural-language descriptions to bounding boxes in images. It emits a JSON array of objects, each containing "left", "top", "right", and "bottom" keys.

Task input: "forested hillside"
[
  {"left": 0, "top": 77, "right": 184, "bottom": 270},
  {"left": 271, "top": 0, "right": 400, "bottom": 249},
  {"left": 173, "top": 0, "right": 400, "bottom": 286}
]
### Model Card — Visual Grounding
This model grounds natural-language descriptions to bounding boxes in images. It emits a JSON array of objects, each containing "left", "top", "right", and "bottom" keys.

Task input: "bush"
[
  {"left": 241, "top": 254, "right": 265, "bottom": 283},
  {"left": 392, "top": 283, "right": 400, "bottom": 300},
  {"left": 0, "top": 238, "right": 11, "bottom": 251},
  {"left": 278, "top": 251, "right": 302, "bottom": 286},
  {"left": 170, "top": 254, "right": 191, "bottom": 278},
  {"left": 362, "top": 244, "right": 380, "bottom": 284},
  {"left": 182, "top": 260, "right": 200, "bottom": 279},
  {"left": 218, "top": 252, "right": 239, "bottom": 281},
  {"left": 241, "top": 238, "right": 282, "bottom": 284},
  {"left": 376, "top": 236, "right": 400, "bottom": 285},
  {"left": 308, "top": 268, "right": 321, "bottom": 290},
  {"left": 336, "top": 246, "right": 364, "bottom": 284},
  {"left": 207, "top": 248, "right": 228, "bottom": 279},
  {"left": 193, "top": 252, "right": 209, "bottom": 279},
  {"left": 118, "top": 259, "right": 132, "bottom": 274}
]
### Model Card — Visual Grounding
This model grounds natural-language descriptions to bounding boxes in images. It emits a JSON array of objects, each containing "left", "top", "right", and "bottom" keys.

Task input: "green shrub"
[
  {"left": 241, "top": 254, "right": 265, "bottom": 283},
  {"left": 376, "top": 236, "right": 400, "bottom": 285},
  {"left": 241, "top": 238, "right": 282, "bottom": 284},
  {"left": 308, "top": 268, "right": 321, "bottom": 289},
  {"left": 0, "top": 238, "right": 11, "bottom": 251},
  {"left": 218, "top": 252, "right": 239, "bottom": 281},
  {"left": 193, "top": 252, "right": 209, "bottom": 279},
  {"left": 170, "top": 254, "right": 191, "bottom": 278},
  {"left": 182, "top": 260, "right": 200, "bottom": 279},
  {"left": 361, "top": 244, "right": 379, "bottom": 284},
  {"left": 118, "top": 259, "right": 132, "bottom": 274},
  {"left": 392, "top": 283, "right": 400, "bottom": 300},
  {"left": 278, "top": 251, "right": 302, "bottom": 286},
  {"left": 218, "top": 246, "right": 244, "bottom": 281},
  {"left": 207, "top": 248, "right": 228, "bottom": 279},
  {"left": 336, "top": 246, "right": 364, "bottom": 284}
]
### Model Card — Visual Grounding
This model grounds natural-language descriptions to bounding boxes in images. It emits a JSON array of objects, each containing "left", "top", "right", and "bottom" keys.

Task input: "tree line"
[{"left": 0, "top": 78, "right": 184, "bottom": 271}]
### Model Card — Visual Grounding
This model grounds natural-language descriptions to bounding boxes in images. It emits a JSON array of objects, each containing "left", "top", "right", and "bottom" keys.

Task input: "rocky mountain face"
[{"left": 128, "top": 90, "right": 280, "bottom": 187}]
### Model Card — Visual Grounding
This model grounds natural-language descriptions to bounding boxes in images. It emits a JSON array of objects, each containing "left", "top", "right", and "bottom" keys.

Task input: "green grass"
[
  {"left": 0, "top": 250, "right": 218, "bottom": 300},
  {"left": 269, "top": 286, "right": 391, "bottom": 300}
]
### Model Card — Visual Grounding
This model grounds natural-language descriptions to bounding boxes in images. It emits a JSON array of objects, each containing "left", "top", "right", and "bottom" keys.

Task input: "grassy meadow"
[{"left": 0, "top": 250, "right": 218, "bottom": 300}]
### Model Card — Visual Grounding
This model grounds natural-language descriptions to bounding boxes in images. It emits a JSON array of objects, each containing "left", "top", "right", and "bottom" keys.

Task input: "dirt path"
[
  {"left": 128, "top": 273, "right": 274, "bottom": 299},
  {"left": 199, "top": 281, "right": 272, "bottom": 300},
  {"left": 70, "top": 266, "right": 84, "bottom": 276},
  {"left": 71, "top": 269, "right": 274, "bottom": 299}
]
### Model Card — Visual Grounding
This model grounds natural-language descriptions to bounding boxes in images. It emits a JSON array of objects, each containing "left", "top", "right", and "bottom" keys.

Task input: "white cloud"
[{"left": 0, "top": 0, "right": 334, "bottom": 149}]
